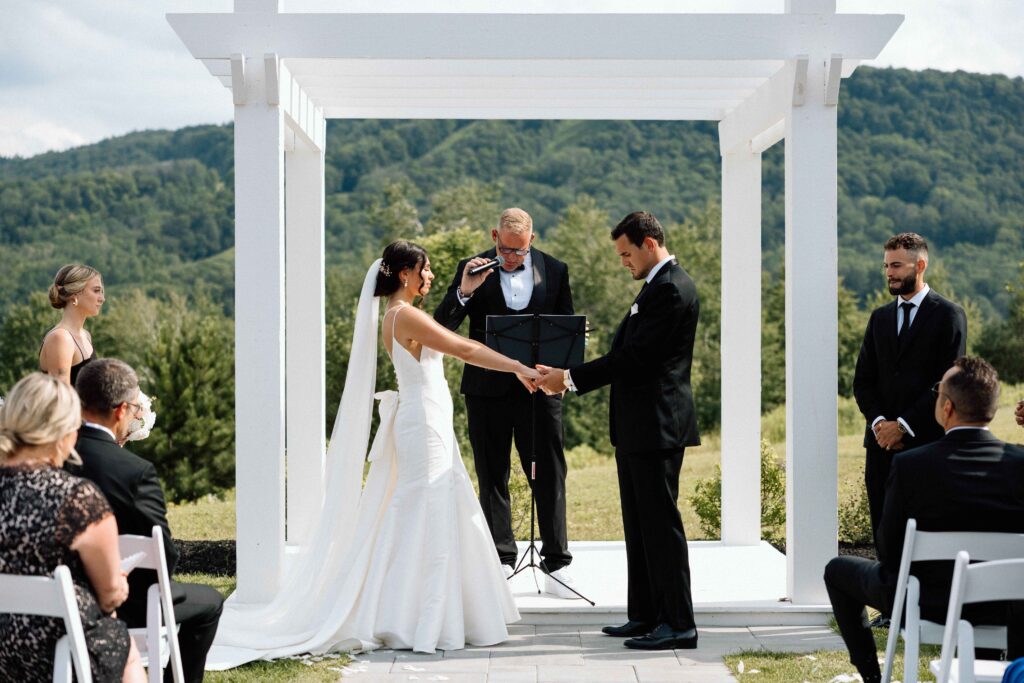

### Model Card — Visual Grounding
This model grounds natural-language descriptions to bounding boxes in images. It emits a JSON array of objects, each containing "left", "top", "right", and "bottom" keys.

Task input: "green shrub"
[
  {"left": 690, "top": 440, "right": 786, "bottom": 542},
  {"left": 838, "top": 483, "right": 873, "bottom": 544}
]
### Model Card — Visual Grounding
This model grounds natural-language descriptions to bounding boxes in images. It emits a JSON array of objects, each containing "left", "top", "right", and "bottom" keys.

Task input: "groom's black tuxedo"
[
  {"left": 71, "top": 426, "right": 223, "bottom": 683},
  {"left": 571, "top": 258, "right": 700, "bottom": 632},
  {"left": 435, "top": 247, "right": 574, "bottom": 571}
]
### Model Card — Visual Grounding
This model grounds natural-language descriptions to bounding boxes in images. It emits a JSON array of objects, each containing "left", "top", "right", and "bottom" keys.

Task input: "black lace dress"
[{"left": 0, "top": 465, "right": 130, "bottom": 682}]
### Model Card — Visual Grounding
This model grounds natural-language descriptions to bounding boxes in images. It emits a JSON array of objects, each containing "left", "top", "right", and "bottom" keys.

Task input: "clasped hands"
[
  {"left": 872, "top": 420, "right": 905, "bottom": 451},
  {"left": 515, "top": 365, "right": 570, "bottom": 395}
]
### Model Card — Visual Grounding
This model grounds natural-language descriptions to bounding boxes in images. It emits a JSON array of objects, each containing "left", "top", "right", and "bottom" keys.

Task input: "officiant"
[{"left": 434, "top": 208, "right": 577, "bottom": 597}]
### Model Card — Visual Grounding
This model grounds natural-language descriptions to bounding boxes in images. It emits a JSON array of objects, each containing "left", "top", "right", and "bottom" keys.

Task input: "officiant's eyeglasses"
[{"left": 495, "top": 237, "right": 530, "bottom": 257}]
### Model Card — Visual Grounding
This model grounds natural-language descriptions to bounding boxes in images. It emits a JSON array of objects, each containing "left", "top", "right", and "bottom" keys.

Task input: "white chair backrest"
[
  {"left": 933, "top": 553, "right": 1024, "bottom": 683},
  {"left": 0, "top": 565, "right": 93, "bottom": 683},
  {"left": 118, "top": 526, "right": 183, "bottom": 683},
  {"left": 883, "top": 519, "right": 1024, "bottom": 683}
]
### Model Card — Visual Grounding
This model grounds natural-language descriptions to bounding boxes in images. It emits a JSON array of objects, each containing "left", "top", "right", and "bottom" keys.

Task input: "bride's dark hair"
[{"left": 375, "top": 240, "right": 429, "bottom": 297}]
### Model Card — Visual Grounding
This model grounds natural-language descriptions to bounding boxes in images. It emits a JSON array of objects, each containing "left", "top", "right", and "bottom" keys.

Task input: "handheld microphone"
[{"left": 468, "top": 255, "right": 506, "bottom": 275}]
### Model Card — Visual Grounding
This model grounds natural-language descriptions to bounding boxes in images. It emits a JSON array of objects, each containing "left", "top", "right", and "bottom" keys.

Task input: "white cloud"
[
  {"left": 0, "top": 0, "right": 1020, "bottom": 158},
  {"left": 0, "top": 112, "right": 89, "bottom": 158}
]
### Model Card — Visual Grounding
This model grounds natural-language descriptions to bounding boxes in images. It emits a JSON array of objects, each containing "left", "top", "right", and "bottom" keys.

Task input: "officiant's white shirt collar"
[
  {"left": 646, "top": 255, "right": 676, "bottom": 284},
  {"left": 83, "top": 421, "right": 116, "bottom": 441}
]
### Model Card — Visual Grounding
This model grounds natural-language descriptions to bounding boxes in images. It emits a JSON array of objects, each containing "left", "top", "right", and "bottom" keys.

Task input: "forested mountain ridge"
[{"left": 1, "top": 66, "right": 1021, "bottom": 319}]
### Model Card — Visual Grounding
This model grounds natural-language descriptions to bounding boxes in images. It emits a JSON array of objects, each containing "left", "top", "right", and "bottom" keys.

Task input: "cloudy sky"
[{"left": 1, "top": 1, "right": 1021, "bottom": 158}]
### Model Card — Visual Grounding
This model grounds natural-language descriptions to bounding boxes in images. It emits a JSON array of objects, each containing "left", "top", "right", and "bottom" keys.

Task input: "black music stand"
[{"left": 485, "top": 314, "right": 594, "bottom": 604}]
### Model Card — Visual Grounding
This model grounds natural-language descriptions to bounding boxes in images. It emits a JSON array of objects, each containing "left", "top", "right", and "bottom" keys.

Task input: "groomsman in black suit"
[
  {"left": 72, "top": 359, "right": 223, "bottom": 683},
  {"left": 434, "top": 208, "right": 577, "bottom": 596},
  {"left": 537, "top": 211, "right": 700, "bottom": 650},
  {"left": 853, "top": 232, "right": 967, "bottom": 543},
  {"left": 826, "top": 356, "right": 1024, "bottom": 683}
]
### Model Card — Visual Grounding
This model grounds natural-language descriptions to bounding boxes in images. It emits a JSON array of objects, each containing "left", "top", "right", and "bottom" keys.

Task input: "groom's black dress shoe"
[
  {"left": 624, "top": 624, "right": 698, "bottom": 650},
  {"left": 601, "top": 621, "right": 654, "bottom": 637}
]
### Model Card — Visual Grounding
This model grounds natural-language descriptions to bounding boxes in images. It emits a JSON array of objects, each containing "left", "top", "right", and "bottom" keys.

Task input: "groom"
[
  {"left": 434, "top": 207, "right": 577, "bottom": 596},
  {"left": 536, "top": 211, "right": 700, "bottom": 650}
]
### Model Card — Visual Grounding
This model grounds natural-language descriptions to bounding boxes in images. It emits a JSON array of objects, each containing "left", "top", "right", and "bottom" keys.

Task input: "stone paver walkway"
[{"left": 338, "top": 623, "right": 847, "bottom": 682}]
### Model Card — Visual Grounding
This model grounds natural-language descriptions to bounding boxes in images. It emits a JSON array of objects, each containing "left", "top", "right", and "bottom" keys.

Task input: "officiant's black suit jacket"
[
  {"left": 434, "top": 247, "right": 574, "bottom": 397},
  {"left": 853, "top": 289, "right": 967, "bottom": 450},
  {"left": 570, "top": 259, "right": 701, "bottom": 455}
]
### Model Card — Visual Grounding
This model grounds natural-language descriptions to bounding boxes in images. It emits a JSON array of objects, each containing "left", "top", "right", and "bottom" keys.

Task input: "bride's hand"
[{"left": 515, "top": 364, "right": 541, "bottom": 394}]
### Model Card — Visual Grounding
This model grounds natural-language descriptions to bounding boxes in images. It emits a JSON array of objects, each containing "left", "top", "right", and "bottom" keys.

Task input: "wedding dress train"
[{"left": 207, "top": 261, "right": 518, "bottom": 668}]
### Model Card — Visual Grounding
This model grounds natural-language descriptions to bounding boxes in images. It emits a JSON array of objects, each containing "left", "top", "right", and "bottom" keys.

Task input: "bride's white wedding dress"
[{"left": 207, "top": 260, "right": 518, "bottom": 668}]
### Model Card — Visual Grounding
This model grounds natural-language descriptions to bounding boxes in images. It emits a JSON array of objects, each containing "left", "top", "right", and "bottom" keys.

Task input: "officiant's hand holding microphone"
[{"left": 458, "top": 255, "right": 504, "bottom": 298}]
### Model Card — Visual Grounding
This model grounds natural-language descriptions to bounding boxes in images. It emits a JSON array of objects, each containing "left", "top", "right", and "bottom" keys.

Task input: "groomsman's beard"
[{"left": 888, "top": 272, "right": 917, "bottom": 296}]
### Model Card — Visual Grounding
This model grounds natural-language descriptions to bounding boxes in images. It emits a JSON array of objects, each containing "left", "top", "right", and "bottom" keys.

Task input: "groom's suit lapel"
[{"left": 611, "top": 260, "right": 676, "bottom": 350}]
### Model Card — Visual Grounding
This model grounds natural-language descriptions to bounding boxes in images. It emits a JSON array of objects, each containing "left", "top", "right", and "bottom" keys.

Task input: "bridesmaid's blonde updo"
[
  {"left": 0, "top": 373, "right": 82, "bottom": 463},
  {"left": 48, "top": 264, "right": 101, "bottom": 309}
]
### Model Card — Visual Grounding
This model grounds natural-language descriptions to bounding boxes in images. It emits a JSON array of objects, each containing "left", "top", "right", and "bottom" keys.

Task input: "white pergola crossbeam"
[
  {"left": 167, "top": 13, "right": 902, "bottom": 62},
  {"left": 717, "top": 62, "right": 795, "bottom": 154}
]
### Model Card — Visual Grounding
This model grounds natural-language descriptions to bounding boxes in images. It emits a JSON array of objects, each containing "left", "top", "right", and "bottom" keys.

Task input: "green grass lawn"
[
  {"left": 725, "top": 620, "right": 941, "bottom": 682},
  {"left": 168, "top": 384, "right": 1023, "bottom": 680}
]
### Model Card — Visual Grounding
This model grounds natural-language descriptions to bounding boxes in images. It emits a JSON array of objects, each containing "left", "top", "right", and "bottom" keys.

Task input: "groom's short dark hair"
[{"left": 612, "top": 211, "right": 665, "bottom": 247}]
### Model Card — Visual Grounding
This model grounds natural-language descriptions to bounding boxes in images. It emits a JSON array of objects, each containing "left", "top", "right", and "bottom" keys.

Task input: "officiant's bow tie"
[{"left": 507, "top": 264, "right": 526, "bottom": 272}]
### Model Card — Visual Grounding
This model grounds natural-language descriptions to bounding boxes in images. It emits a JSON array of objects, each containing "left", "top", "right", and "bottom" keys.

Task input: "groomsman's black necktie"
[{"left": 897, "top": 301, "right": 915, "bottom": 348}]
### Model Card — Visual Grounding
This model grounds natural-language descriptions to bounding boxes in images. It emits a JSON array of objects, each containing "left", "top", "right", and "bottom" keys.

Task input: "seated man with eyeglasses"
[
  {"left": 825, "top": 356, "right": 1024, "bottom": 683},
  {"left": 434, "top": 207, "right": 578, "bottom": 597},
  {"left": 72, "top": 359, "right": 223, "bottom": 683}
]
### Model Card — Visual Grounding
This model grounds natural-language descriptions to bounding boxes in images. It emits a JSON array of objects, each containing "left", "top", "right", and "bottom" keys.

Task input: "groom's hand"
[
  {"left": 535, "top": 365, "right": 567, "bottom": 395},
  {"left": 460, "top": 257, "right": 495, "bottom": 297}
]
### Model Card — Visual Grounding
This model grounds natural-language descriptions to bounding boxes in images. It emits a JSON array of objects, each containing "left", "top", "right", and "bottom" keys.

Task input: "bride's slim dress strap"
[{"left": 384, "top": 303, "right": 408, "bottom": 356}]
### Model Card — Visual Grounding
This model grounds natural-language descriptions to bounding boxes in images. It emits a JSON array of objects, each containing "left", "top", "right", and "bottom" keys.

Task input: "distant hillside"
[{"left": 1, "top": 66, "right": 1021, "bottom": 318}]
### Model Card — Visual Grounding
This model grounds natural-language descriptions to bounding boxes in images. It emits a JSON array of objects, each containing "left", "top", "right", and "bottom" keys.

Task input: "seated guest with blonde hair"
[
  {"left": 72, "top": 359, "right": 223, "bottom": 683},
  {"left": 0, "top": 372, "right": 144, "bottom": 683},
  {"left": 40, "top": 263, "right": 105, "bottom": 386}
]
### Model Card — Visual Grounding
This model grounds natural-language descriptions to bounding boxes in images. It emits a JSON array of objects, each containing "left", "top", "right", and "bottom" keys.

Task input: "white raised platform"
[{"left": 510, "top": 540, "right": 832, "bottom": 626}]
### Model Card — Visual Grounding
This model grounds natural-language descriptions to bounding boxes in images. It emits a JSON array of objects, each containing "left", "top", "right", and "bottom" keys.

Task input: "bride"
[{"left": 209, "top": 241, "right": 535, "bottom": 666}]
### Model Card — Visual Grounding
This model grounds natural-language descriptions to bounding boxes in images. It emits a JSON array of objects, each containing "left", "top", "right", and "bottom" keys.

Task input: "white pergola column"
[
  {"left": 720, "top": 149, "right": 763, "bottom": 546},
  {"left": 783, "top": 54, "right": 839, "bottom": 604},
  {"left": 233, "top": 54, "right": 287, "bottom": 603},
  {"left": 284, "top": 134, "right": 327, "bottom": 546}
]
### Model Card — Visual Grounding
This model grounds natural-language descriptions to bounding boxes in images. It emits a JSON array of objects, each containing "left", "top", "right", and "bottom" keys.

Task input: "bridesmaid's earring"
[
  {"left": 403, "top": 279, "right": 408, "bottom": 289},
  {"left": 73, "top": 298, "right": 79, "bottom": 307}
]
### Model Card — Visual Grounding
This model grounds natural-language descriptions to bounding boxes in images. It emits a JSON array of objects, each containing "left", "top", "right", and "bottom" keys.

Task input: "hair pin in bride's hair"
[{"left": 379, "top": 262, "right": 392, "bottom": 277}]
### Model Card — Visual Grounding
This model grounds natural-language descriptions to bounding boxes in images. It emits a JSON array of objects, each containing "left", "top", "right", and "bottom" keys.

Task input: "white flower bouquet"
[{"left": 125, "top": 391, "right": 157, "bottom": 442}]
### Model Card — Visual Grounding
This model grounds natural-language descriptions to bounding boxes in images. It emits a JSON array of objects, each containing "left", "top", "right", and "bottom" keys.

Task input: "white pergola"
[{"left": 169, "top": 0, "right": 901, "bottom": 607}]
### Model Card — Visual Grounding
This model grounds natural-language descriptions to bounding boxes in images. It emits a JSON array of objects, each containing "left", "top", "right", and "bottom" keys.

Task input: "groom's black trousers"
[
  {"left": 465, "top": 389, "right": 571, "bottom": 572},
  {"left": 616, "top": 447, "right": 695, "bottom": 631}
]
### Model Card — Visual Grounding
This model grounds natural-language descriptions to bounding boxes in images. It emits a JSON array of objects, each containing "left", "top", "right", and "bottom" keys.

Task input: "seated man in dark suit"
[
  {"left": 72, "top": 359, "right": 223, "bottom": 683},
  {"left": 825, "top": 356, "right": 1024, "bottom": 683}
]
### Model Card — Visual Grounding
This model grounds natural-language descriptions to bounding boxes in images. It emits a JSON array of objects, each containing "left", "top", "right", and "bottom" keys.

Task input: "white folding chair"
[
  {"left": 929, "top": 552, "right": 1024, "bottom": 683},
  {"left": 882, "top": 519, "right": 1024, "bottom": 683},
  {"left": 119, "top": 526, "right": 184, "bottom": 683},
  {"left": 0, "top": 565, "right": 93, "bottom": 683}
]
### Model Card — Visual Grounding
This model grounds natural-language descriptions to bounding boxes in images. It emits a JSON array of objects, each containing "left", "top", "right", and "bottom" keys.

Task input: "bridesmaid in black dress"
[
  {"left": 0, "top": 373, "right": 143, "bottom": 682},
  {"left": 39, "top": 264, "right": 105, "bottom": 386}
]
